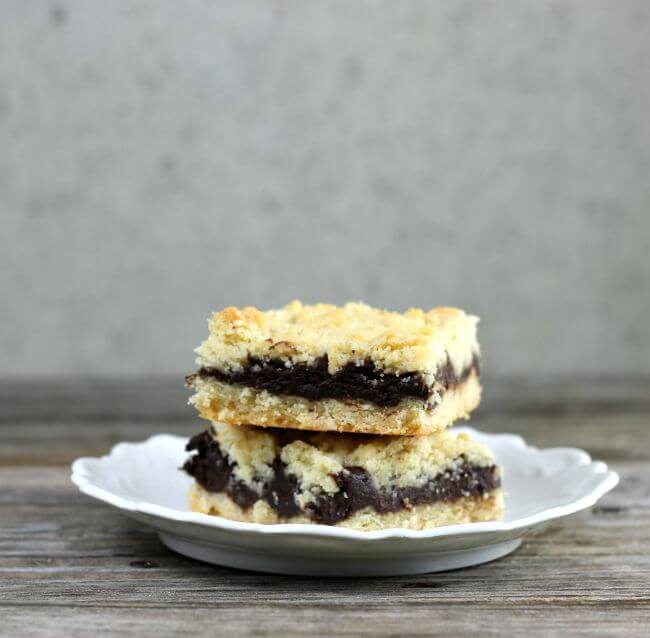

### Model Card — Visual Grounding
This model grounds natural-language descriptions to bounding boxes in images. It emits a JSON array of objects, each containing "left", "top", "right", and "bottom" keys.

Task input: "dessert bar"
[
  {"left": 188, "top": 302, "right": 481, "bottom": 436},
  {"left": 183, "top": 422, "right": 503, "bottom": 530}
]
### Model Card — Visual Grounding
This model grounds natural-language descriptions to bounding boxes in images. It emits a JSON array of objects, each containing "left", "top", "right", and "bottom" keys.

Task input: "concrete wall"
[{"left": 2, "top": 1, "right": 649, "bottom": 377}]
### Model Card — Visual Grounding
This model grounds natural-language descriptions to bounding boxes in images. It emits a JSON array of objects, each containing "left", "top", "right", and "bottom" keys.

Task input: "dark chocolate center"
[
  {"left": 183, "top": 429, "right": 500, "bottom": 525},
  {"left": 192, "top": 353, "right": 479, "bottom": 408}
]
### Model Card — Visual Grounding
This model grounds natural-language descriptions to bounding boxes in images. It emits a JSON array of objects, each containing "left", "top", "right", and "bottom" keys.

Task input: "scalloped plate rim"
[{"left": 70, "top": 427, "right": 619, "bottom": 542}]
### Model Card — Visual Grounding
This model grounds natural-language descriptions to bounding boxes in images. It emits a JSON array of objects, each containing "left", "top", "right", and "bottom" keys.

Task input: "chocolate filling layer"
[
  {"left": 183, "top": 429, "right": 500, "bottom": 525},
  {"left": 192, "top": 353, "right": 479, "bottom": 408}
]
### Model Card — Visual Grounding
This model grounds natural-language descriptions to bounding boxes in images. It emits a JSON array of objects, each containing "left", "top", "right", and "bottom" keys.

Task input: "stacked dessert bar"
[{"left": 183, "top": 302, "right": 503, "bottom": 530}]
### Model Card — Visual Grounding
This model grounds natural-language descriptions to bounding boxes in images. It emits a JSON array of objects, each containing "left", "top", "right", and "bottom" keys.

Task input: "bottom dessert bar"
[{"left": 183, "top": 423, "right": 503, "bottom": 531}]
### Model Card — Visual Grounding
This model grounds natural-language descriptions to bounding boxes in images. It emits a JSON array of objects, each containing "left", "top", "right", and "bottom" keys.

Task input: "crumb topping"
[
  {"left": 209, "top": 422, "right": 496, "bottom": 497},
  {"left": 195, "top": 301, "right": 479, "bottom": 379}
]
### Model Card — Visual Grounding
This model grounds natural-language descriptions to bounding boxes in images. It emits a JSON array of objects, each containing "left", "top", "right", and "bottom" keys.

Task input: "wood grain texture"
[{"left": 1, "top": 378, "right": 649, "bottom": 637}]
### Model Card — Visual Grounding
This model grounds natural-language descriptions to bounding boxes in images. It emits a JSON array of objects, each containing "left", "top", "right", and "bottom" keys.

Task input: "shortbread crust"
[
  {"left": 189, "top": 485, "right": 504, "bottom": 531},
  {"left": 190, "top": 369, "right": 481, "bottom": 436}
]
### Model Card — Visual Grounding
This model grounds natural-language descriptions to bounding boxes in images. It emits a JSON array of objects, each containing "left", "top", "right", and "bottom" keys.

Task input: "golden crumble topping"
[
  {"left": 195, "top": 301, "right": 479, "bottom": 380},
  {"left": 211, "top": 422, "right": 497, "bottom": 493}
]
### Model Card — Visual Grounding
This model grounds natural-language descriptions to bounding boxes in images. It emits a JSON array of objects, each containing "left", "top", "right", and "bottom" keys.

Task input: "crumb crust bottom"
[
  {"left": 192, "top": 371, "right": 481, "bottom": 436},
  {"left": 188, "top": 483, "right": 504, "bottom": 530}
]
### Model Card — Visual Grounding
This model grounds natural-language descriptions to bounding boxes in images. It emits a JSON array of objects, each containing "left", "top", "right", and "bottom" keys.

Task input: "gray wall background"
[{"left": 2, "top": 0, "right": 649, "bottom": 378}]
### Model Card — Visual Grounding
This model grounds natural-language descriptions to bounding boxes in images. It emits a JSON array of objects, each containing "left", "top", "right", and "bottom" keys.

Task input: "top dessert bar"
[{"left": 189, "top": 301, "right": 481, "bottom": 436}]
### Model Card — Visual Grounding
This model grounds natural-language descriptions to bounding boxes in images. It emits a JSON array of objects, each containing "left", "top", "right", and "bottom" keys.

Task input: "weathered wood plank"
[
  {"left": 1, "top": 466, "right": 648, "bottom": 605},
  {"left": 1, "top": 378, "right": 648, "bottom": 468},
  {"left": 2, "top": 601, "right": 650, "bottom": 638},
  {"left": 0, "top": 420, "right": 199, "bottom": 467},
  {"left": 1, "top": 410, "right": 648, "bottom": 467},
  {"left": 478, "top": 412, "right": 650, "bottom": 463},
  {"left": 0, "top": 378, "right": 191, "bottom": 423},
  {"left": 2, "top": 376, "right": 649, "bottom": 423},
  {"left": 1, "top": 379, "right": 649, "bottom": 637}
]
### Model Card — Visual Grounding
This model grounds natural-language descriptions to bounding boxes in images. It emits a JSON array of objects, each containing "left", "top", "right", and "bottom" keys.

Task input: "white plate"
[{"left": 70, "top": 427, "right": 618, "bottom": 577}]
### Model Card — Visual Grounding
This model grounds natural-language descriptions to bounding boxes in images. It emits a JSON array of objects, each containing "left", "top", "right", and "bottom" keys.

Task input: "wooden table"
[{"left": 2, "top": 378, "right": 649, "bottom": 636}]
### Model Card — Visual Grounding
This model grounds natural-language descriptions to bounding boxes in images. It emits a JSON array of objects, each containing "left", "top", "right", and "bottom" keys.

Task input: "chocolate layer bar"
[
  {"left": 193, "top": 353, "right": 479, "bottom": 409},
  {"left": 189, "top": 302, "right": 482, "bottom": 436},
  {"left": 183, "top": 423, "right": 503, "bottom": 530}
]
